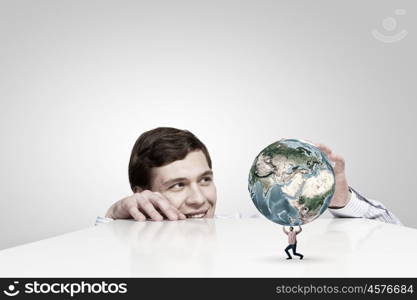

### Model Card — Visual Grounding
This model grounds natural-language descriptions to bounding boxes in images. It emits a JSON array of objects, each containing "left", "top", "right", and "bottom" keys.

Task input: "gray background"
[{"left": 0, "top": 0, "right": 415, "bottom": 250}]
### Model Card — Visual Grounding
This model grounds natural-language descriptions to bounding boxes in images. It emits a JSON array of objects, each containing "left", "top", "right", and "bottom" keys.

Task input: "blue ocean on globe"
[{"left": 248, "top": 139, "right": 335, "bottom": 226}]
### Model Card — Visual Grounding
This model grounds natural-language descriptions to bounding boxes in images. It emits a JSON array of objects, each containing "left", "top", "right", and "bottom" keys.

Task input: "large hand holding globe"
[
  {"left": 315, "top": 143, "right": 351, "bottom": 209},
  {"left": 248, "top": 139, "right": 337, "bottom": 226}
]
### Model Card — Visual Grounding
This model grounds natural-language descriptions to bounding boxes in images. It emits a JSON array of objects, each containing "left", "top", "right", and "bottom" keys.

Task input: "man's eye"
[
  {"left": 201, "top": 177, "right": 212, "bottom": 183},
  {"left": 170, "top": 183, "right": 184, "bottom": 190}
]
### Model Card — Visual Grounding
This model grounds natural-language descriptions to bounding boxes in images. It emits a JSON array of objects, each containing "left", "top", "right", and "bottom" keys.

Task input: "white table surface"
[{"left": 0, "top": 217, "right": 415, "bottom": 277}]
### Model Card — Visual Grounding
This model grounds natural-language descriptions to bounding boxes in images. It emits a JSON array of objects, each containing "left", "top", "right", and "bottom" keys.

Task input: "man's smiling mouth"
[{"left": 184, "top": 210, "right": 208, "bottom": 219}]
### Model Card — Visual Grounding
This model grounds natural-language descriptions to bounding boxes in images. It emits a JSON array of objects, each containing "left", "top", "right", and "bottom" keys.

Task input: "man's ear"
[{"left": 133, "top": 186, "right": 143, "bottom": 193}]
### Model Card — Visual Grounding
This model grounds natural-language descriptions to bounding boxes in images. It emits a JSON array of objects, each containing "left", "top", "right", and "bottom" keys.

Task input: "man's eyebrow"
[
  {"left": 162, "top": 177, "right": 188, "bottom": 187},
  {"left": 199, "top": 170, "right": 213, "bottom": 178},
  {"left": 162, "top": 170, "right": 213, "bottom": 187}
]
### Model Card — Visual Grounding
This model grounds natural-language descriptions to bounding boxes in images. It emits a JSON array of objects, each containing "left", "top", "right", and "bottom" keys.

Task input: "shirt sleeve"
[
  {"left": 328, "top": 186, "right": 402, "bottom": 225},
  {"left": 94, "top": 216, "right": 114, "bottom": 226}
]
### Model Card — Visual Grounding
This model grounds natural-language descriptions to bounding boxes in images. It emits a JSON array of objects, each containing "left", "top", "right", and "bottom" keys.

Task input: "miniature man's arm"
[
  {"left": 296, "top": 226, "right": 302, "bottom": 234},
  {"left": 283, "top": 227, "right": 288, "bottom": 234}
]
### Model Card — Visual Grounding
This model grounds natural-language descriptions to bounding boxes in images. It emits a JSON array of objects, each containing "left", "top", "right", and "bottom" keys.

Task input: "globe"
[{"left": 248, "top": 139, "right": 335, "bottom": 226}]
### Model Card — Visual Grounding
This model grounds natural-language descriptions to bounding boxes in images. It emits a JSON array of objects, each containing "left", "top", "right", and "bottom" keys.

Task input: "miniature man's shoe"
[
  {"left": 286, "top": 257, "right": 292, "bottom": 260},
  {"left": 300, "top": 255, "right": 304, "bottom": 260}
]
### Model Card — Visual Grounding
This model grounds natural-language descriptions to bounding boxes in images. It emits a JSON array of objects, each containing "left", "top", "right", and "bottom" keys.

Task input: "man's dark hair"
[{"left": 128, "top": 127, "right": 212, "bottom": 191}]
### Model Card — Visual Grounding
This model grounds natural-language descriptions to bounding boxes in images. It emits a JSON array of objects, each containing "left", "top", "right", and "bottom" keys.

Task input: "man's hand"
[
  {"left": 315, "top": 143, "right": 352, "bottom": 209},
  {"left": 105, "top": 190, "right": 186, "bottom": 221}
]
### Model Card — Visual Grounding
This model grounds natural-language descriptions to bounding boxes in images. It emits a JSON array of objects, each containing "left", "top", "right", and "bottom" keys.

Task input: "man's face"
[{"left": 150, "top": 150, "right": 217, "bottom": 219}]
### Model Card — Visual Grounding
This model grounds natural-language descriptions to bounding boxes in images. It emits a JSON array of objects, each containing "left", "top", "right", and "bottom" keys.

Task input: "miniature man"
[{"left": 283, "top": 226, "right": 304, "bottom": 260}]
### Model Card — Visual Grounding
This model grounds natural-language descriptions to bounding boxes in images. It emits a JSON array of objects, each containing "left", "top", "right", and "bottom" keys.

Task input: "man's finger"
[
  {"left": 316, "top": 143, "right": 332, "bottom": 155},
  {"left": 310, "top": 142, "right": 346, "bottom": 173},
  {"left": 316, "top": 144, "right": 338, "bottom": 166},
  {"left": 152, "top": 192, "right": 186, "bottom": 220},
  {"left": 127, "top": 205, "right": 146, "bottom": 221},
  {"left": 137, "top": 197, "right": 163, "bottom": 221},
  {"left": 148, "top": 194, "right": 180, "bottom": 221},
  {"left": 329, "top": 153, "right": 345, "bottom": 172}
]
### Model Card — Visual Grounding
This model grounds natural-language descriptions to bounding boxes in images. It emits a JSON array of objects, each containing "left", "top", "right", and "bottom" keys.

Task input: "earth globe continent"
[{"left": 248, "top": 139, "right": 335, "bottom": 226}]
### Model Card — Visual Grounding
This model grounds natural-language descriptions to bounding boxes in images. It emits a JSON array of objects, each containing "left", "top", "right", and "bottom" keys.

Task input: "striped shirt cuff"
[
  {"left": 327, "top": 188, "right": 369, "bottom": 218},
  {"left": 328, "top": 187, "right": 402, "bottom": 225},
  {"left": 94, "top": 216, "right": 114, "bottom": 226}
]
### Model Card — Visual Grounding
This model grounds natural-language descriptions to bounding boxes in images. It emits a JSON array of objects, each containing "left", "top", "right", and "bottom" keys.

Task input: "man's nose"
[{"left": 185, "top": 184, "right": 206, "bottom": 206}]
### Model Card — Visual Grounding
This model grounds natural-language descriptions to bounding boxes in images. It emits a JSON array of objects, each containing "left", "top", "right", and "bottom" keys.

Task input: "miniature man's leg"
[
  {"left": 285, "top": 245, "right": 292, "bottom": 259},
  {"left": 292, "top": 243, "right": 304, "bottom": 259}
]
